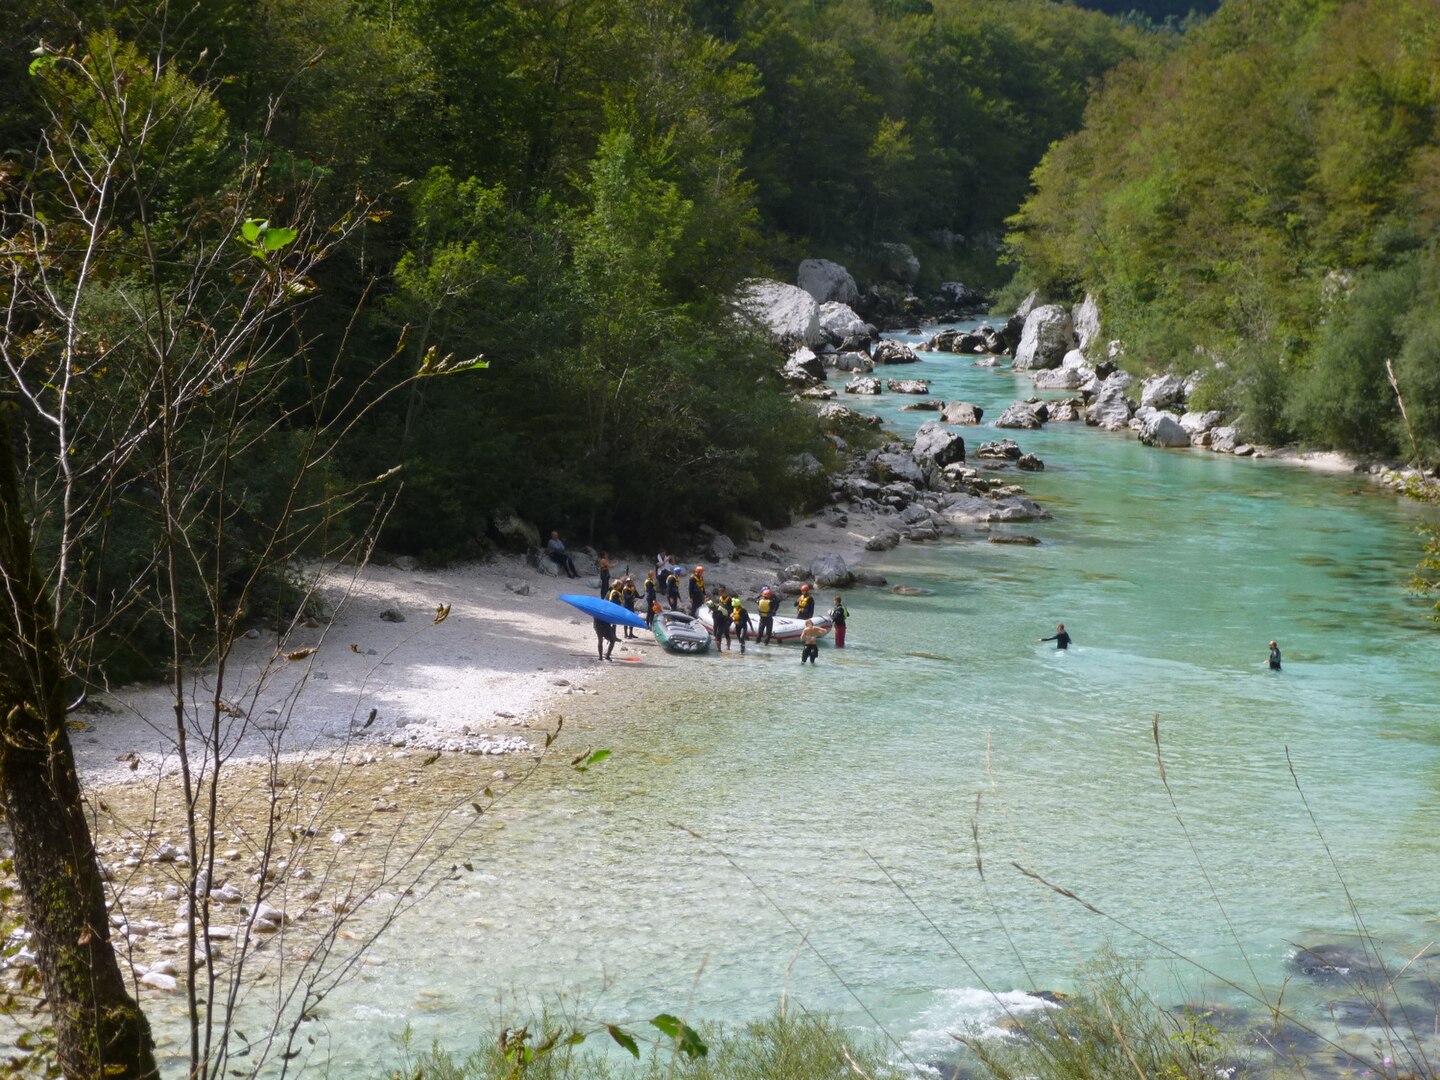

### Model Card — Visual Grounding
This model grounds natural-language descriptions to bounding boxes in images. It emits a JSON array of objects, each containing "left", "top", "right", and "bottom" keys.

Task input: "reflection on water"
[{"left": 242, "top": 326, "right": 1440, "bottom": 1073}]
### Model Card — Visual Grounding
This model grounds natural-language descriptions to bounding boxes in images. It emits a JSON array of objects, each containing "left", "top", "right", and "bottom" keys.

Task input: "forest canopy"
[
  {"left": 2, "top": 0, "right": 1149, "bottom": 565},
  {"left": 1005, "top": 0, "right": 1440, "bottom": 460}
]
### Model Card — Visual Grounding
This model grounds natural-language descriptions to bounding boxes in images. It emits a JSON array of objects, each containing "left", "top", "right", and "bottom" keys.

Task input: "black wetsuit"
[
  {"left": 732, "top": 607, "right": 753, "bottom": 653},
  {"left": 1042, "top": 630, "right": 1071, "bottom": 650},
  {"left": 756, "top": 596, "right": 777, "bottom": 644},
  {"left": 1269, "top": 645, "right": 1281, "bottom": 671},
  {"left": 593, "top": 617, "right": 617, "bottom": 660}
]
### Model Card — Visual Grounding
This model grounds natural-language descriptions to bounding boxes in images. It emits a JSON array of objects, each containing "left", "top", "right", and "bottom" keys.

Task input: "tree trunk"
[{"left": 0, "top": 412, "right": 159, "bottom": 1078}]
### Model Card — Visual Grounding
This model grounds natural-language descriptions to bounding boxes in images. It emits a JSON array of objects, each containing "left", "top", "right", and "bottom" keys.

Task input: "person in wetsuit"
[
  {"left": 828, "top": 596, "right": 849, "bottom": 648},
  {"left": 707, "top": 592, "right": 732, "bottom": 651},
  {"left": 1268, "top": 640, "right": 1281, "bottom": 671},
  {"left": 593, "top": 616, "right": 617, "bottom": 661},
  {"left": 687, "top": 566, "right": 706, "bottom": 616},
  {"left": 731, "top": 597, "right": 753, "bottom": 654},
  {"left": 642, "top": 572, "right": 658, "bottom": 628},
  {"left": 665, "top": 572, "right": 681, "bottom": 611},
  {"left": 794, "top": 583, "right": 815, "bottom": 621},
  {"left": 1040, "top": 623, "right": 1071, "bottom": 650},
  {"left": 619, "top": 577, "right": 639, "bottom": 638},
  {"left": 756, "top": 588, "right": 778, "bottom": 644}
]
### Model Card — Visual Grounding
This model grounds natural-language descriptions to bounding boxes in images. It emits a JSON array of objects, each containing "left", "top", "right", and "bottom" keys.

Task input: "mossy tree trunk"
[{"left": 0, "top": 411, "right": 159, "bottom": 1078}]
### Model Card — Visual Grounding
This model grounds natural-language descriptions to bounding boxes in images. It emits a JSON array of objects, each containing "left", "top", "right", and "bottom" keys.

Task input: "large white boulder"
[
  {"left": 1032, "top": 367, "right": 1083, "bottom": 390},
  {"left": 1138, "top": 411, "right": 1192, "bottom": 448},
  {"left": 1013, "top": 304, "right": 1077, "bottom": 370},
  {"left": 1086, "top": 383, "right": 1134, "bottom": 430},
  {"left": 797, "top": 259, "right": 860, "bottom": 306},
  {"left": 1072, "top": 294, "right": 1101, "bottom": 353},
  {"left": 1140, "top": 373, "right": 1187, "bottom": 410},
  {"left": 817, "top": 301, "right": 870, "bottom": 343},
  {"left": 1179, "top": 410, "right": 1224, "bottom": 436},
  {"left": 732, "top": 279, "right": 822, "bottom": 346},
  {"left": 810, "top": 553, "right": 854, "bottom": 587}
]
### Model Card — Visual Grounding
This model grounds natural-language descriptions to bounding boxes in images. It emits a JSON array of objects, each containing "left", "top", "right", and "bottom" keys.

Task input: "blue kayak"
[{"left": 558, "top": 593, "right": 649, "bottom": 630}]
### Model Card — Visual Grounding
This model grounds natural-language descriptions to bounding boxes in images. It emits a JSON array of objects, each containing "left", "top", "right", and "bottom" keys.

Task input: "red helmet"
[
  {"left": 800, "top": 583, "right": 811, "bottom": 592},
  {"left": 695, "top": 565, "right": 704, "bottom": 573}
]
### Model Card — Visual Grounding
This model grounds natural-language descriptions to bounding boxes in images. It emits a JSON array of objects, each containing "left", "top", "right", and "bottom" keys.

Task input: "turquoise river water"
[{"left": 316, "top": 326, "right": 1440, "bottom": 1074}]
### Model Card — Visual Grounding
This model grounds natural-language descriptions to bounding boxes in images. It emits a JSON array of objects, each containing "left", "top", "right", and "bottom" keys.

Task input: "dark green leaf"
[
  {"left": 650, "top": 1014, "right": 708, "bottom": 1058},
  {"left": 606, "top": 1025, "right": 639, "bottom": 1059}
]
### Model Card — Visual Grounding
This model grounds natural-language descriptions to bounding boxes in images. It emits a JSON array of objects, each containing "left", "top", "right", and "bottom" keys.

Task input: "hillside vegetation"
[{"left": 1007, "top": 0, "right": 1440, "bottom": 460}]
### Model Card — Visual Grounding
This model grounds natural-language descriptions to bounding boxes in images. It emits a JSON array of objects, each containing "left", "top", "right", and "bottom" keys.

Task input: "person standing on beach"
[
  {"left": 828, "top": 596, "right": 849, "bottom": 648},
  {"left": 593, "top": 616, "right": 617, "bottom": 661},
  {"left": 665, "top": 571, "right": 681, "bottom": 611},
  {"left": 731, "top": 597, "right": 753, "bottom": 654},
  {"left": 1268, "top": 640, "right": 1282, "bottom": 671},
  {"left": 547, "top": 530, "right": 580, "bottom": 578},
  {"left": 1039, "top": 623, "right": 1071, "bottom": 650},
  {"left": 688, "top": 566, "right": 706, "bottom": 616},
  {"left": 756, "top": 588, "right": 778, "bottom": 645},
  {"left": 707, "top": 591, "right": 732, "bottom": 651},
  {"left": 799, "top": 619, "right": 822, "bottom": 664},
  {"left": 598, "top": 552, "right": 613, "bottom": 598},
  {"left": 619, "top": 577, "right": 639, "bottom": 638},
  {"left": 642, "top": 572, "right": 658, "bottom": 627}
]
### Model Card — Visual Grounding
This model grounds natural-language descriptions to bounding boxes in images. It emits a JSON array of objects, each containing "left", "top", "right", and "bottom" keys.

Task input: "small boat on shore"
[
  {"left": 651, "top": 611, "right": 712, "bottom": 654},
  {"left": 695, "top": 607, "right": 832, "bottom": 642}
]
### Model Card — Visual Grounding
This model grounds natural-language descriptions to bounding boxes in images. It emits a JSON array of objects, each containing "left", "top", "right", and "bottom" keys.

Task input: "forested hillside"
[
  {"left": 1, "top": 1, "right": 1145, "bottom": 555},
  {"left": 1007, "top": 0, "right": 1440, "bottom": 461}
]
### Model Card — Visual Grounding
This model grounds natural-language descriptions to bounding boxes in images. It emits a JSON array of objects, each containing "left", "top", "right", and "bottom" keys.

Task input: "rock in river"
[
  {"left": 845, "top": 376, "right": 882, "bottom": 395},
  {"left": 995, "top": 402, "right": 1044, "bottom": 429},
  {"left": 886, "top": 378, "right": 930, "bottom": 394},
  {"left": 941, "top": 401, "right": 983, "bottom": 425},
  {"left": 912, "top": 422, "right": 966, "bottom": 468}
]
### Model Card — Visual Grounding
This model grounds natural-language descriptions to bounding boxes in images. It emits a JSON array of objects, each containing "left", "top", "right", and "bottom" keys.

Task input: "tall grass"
[{"left": 382, "top": 1008, "right": 902, "bottom": 1080}]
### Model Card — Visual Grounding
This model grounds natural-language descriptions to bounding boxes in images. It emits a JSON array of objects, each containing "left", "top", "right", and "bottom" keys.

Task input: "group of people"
[{"left": 555, "top": 533, "right": 853, "bottom": 663}]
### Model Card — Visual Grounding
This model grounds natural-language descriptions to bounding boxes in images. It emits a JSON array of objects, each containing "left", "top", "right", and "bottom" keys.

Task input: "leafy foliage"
[{"left": 1007, "top": 0, "right": 1440, "bottom": 460}]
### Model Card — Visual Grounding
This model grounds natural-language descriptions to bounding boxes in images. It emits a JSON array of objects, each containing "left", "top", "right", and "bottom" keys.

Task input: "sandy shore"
[{"left": 75, "top": 527, "right": 879, "bottom": 789}]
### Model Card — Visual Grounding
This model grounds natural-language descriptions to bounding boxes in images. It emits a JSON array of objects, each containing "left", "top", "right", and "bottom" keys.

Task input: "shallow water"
[{"left": 255, "top": 328, "right": 1440, "bottom": 1073}]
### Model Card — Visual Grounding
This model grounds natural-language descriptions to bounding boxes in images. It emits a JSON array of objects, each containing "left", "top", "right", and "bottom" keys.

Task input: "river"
[{"left": 297, "top": 325, "right": 1440, "bottom": 1073}]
